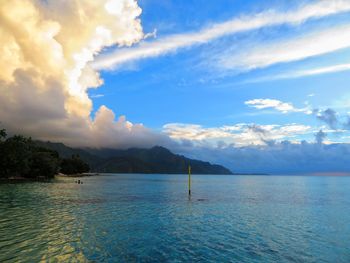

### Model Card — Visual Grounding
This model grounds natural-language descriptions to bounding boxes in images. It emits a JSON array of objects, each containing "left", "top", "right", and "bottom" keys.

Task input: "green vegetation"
[
  {"left": 0, "top": 128, "right": 90, "bottom": 179},
  {"left": 37, "top": 143, "right": 233, "bottom": 175},
  {"left": 60, "top": 155, "right": 90, "bottom": 175},
  {"left": 92, "top": 146, "right": 233, "bottom": 174},
  {"left": 0, "top": 126, "right": 232, "bottom": 178}
]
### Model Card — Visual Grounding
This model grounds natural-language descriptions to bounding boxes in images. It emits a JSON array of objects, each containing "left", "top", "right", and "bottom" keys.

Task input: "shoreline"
[
  {"left": 0, "top": 173, "right": 101, "bottom": 183},
  {"left": 55, "top": 172, "right": 100, "bottom": 178},
  {"left": 0, "top": 177, "right": 52, "bottom": 183}
]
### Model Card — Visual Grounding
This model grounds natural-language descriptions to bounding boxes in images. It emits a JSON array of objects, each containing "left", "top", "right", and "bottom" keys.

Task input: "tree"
[
  {"left": 0, "top": 126, "right": 90, "bottom": 179},
  {"left": 30, "top": 148, "right": 60, "bottom": 178},
  {"left": 0, "top": 128, "right": 6, "bottom": 142},
  {"left": 60, "top": 155, "right": 90, "bottom": 175},
  {"left": 0, "top": 131, "right": 60, "bottom": 179},
  {"left": 0, "top": 136, "right": 32, "bottom": 178}
]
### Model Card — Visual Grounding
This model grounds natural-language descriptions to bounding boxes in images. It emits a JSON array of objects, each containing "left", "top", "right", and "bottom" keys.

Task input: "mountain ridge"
[{"left": 34, "top": 141, "right": 233, "bottom": 175}]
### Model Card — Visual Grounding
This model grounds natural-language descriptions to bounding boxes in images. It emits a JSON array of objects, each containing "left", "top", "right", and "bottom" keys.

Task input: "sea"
[{"left": 0, "top": 174, "right": 349, "bottom": 262}]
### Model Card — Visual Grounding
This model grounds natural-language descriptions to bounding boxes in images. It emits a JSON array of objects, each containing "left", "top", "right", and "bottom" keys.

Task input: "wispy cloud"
[
  {"left": 219, "top": 25, "right": 350, "bottom": 70},
  {"left": 92, "top": 0, "right": 350, "bottom": 70},
  {"left": 249, "top": 63, "right": 350, "bottom": 83},
  {"left": 91, "top": 94, "right": 105, "bottom": 98},
  {"left": 284, "top": 63, "right": 350, "bottom": 78},
  {"left": 245, "top": 99, "right": 312, "bottom": 114}
]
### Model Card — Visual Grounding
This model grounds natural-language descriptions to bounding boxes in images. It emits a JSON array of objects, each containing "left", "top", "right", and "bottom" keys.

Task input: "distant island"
[{"left": 0, "top": 127, "right": 232, "bottom": 180}]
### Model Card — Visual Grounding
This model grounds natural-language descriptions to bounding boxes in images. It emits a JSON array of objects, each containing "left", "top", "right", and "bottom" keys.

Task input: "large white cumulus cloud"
[{"left": 0, "top": 0, "right": 169, "bottom": 148}]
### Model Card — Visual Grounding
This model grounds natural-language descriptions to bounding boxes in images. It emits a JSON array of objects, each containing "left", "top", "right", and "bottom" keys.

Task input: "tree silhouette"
[{"left": 0, "top": 127, "right": 88, "bottom": 179}]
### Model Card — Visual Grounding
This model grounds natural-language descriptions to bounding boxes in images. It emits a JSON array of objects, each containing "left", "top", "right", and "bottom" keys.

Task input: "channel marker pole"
[{"left": 188, "top": 165, "right": 191, "bottom": 196}]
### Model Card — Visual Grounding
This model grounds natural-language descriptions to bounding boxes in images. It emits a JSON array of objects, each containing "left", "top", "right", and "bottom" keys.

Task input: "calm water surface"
[{"left": 0, "top": 174, "right": 349, "bottom": 262}]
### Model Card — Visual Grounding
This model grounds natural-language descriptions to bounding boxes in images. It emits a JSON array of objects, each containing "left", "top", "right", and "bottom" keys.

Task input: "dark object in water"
[
  {"left": 197, "top": 198, "right": 207, "bottom": 202},
  {"left": 188, "top": 165, "right": 191, "bottom": 196}
]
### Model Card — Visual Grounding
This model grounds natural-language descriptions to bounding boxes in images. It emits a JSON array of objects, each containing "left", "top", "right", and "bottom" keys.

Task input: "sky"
[{"left": 1, "top": 0, "right": 350, "bottom": 174}]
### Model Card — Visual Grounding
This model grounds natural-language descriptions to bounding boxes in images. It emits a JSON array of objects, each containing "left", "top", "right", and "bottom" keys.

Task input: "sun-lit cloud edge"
[{"left": 0, "top": 0, "right": 173, "bottom": 150}]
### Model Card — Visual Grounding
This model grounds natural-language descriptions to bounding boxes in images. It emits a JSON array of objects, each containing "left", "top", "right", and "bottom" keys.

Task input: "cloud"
[
  {"left": 164, "top": 123, "right": 350, "bottom": 174},
  {"left": 245, "top": 98, "right": 350, "bottom": 135},
  {"left": 314, "top": 108, "right": 338, "bottom": 129},
  {"left": 91, "top": 0, "right": 350, "bottom": 70},
  {"left": 245, "top": 99, "right": 311, "bottom": 114},
  {"left": 87, "top": 106, "right": 172, "bottom": 148},
  {"left": 246, "top": 100, "right": 350, "bottom": 133},
  {"left": 247, "top": 63, "right": 350, "bottom": 83},
  {"left": 0, "top": 0, "right": 172, "bottom": 149},
  {"left": 1, "top": 1, "right": 350, "bottom": 177},
  {"left": 91, "top": 94, "right": 105, "bottom": 98},
  {"left": 175, "top": 141, "right": 350, "bottom": 174},
  {"left": 163, "top": 122, "right": 311, "bottom": 147},
  {"left": 219, "top": 24, "right": 350, "bottom": 71},
  {"left": 143, "top": 29, "right": 157, "bottom": 40},
  {"left": 307, "top": 108, "right": 350, "bottom": 132},
  {"left": 315, "top": 129, "right": 327, "bottom": 144},
  {"left": 344, "top": 116, "right": 350, "bottom": 129},
  {"left": 279, "top": 63, "right": 350, "bottom": 79}
]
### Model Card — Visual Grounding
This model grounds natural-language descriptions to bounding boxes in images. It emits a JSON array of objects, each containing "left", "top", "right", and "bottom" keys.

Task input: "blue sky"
[
  {"left": 2, "top": 0, "right": 350, "bottom": 174},
  {"left": 90, "top": 0, "right": 350, "bottom": 148}
]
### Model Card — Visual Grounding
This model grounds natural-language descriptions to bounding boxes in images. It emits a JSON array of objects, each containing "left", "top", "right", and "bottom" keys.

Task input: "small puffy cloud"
[
  {"left": 245, "top": 99, "right": 311, "bottom": 114},
  {"left": 163, "top": 122, "right": 311, "bottom": 147},
  {"left": 163, "top": 123, "right": 232, "bottom": 141}
]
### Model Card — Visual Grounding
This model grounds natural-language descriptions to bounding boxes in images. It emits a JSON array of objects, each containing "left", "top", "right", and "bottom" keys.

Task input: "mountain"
[
  {"left": 88, "top": 146, "right": 232, "bottom": 174},
  {"left": 35, "top": 141, "right": 232, "bottom": 174},
  {"left": 34, "top": 141, "right": 103, "bottom": 170}
]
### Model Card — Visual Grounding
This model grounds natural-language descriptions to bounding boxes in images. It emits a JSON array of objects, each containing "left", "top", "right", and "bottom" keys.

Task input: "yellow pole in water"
[{"left": 188, "top": 165, "right": 191, "bottom": 196}]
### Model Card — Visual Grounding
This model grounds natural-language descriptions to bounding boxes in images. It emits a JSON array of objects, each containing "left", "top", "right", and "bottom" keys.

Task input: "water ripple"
[{"left": 1, "top": 175, "right": 350, "bottom": 262}]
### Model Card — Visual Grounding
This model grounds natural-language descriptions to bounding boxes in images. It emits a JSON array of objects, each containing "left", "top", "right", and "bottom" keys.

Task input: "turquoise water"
[{"left": 0, "top": 174, "right": 350, "bottom": 262}]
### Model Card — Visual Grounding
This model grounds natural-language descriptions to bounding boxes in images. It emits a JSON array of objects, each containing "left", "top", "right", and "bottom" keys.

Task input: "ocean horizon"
[
  {"left": 1, "top": 0, "right": 350, "bottom": 261},
  {"left": 1, "top": 174, "right": 349, "bottom": 262}
]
